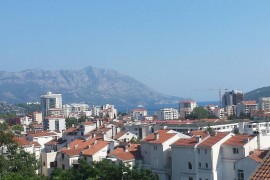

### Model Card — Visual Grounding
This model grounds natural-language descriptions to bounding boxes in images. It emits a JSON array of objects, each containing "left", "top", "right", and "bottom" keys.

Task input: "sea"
[{"left": 117, "top": 101, "right": 219, "bottom": 115}]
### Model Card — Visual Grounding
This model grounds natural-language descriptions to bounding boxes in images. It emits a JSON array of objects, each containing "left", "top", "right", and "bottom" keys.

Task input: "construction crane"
[{"left": 207, "top": 88, "right": 228, "bottom": 107}]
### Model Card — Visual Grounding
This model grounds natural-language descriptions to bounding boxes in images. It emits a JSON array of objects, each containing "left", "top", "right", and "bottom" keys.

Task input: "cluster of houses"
[{"left": 7, "top": 91, "right": 270, "bottom": 180}]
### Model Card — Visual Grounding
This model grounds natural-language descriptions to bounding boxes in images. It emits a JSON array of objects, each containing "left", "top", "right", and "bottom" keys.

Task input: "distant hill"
[
  {"left": 244, "top": 86, "right": 270, "bottom": 101},
  {"left": 0, "top": 67, "right": 182, "bottom": 107}
]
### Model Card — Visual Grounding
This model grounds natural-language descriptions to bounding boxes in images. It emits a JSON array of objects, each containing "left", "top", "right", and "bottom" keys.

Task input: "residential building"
[
  {"left": 156, "top": 108, "right": 179, "bottom": 120},
  {"left": 141, "top": 130, "right": 190, "bottom": 180},
  {"left": 40, "top": 91, "right": 62, "bottom": 120},
  {"left": 236, "top": 101, "right": 258, "bottom": 117},
  {"left": 20, "top": 116, "right": 33, "bottom": 126},
  {"left": 249, "top": 151, "right": 270, "bottom": 179},
  {"left": 259, "top": 97, "right": 270, "bottom": 113},
  {"left": 179, "top": 100, "right": 197, "bottom": 119},
  {"left": 130, "top": 106, "right": 148, "bottom": 120},
  {"left": 213, "top": 108, "right": 225, "bottom": 119},
  {"left": 26, "top": 131, "right": 59, "bottom": 149},
  {"left": 107, "top": 143, "right": 142, "bottom": 168},
  {"left": 114, "top": 131, "right": 138, "bottom": 142},
  {"left": 33, "top": 112, "right": 43, "bottom": 124},
  {"left": 43, "top": 116, "right": 66, "bottom": 132},
  {"left": 235, "top": 150, "right": 269, "bottom": 180}
]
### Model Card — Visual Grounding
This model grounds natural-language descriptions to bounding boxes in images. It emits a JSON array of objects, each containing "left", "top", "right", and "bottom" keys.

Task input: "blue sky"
[{"left": 1, "top": 1, "right": 270, "bottom": 101}]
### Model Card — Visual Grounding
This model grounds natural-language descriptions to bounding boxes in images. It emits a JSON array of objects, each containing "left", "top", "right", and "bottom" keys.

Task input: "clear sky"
[{"left": 1, "top": 1, "right": 270, "bottom": 101}]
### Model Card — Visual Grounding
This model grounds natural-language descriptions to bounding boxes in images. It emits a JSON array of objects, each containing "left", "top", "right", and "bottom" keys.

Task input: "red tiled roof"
[
  {"left": 65, "top": 127, "right": 78, "bottom": 133},
  {"left": 172, "top": 137, "right": 198, "bottom": 147},
  {"left": 249, "top": 150, "right": 269, "bottom": 163},
  {"left": 60, "top": 138, "right": 109, "bottom": 157},
  {"left": 197, "top": 132, "right": 230, "bottom": 147},
  {"left": 81, "top": 141, "right": 109, "bottom": 156},
  {"left": 250, "top": 151, "right": 270, "bottom": 179},
  {"left": 32, "top": 141, "right": 41, "bottom": 147},
  {"left": 13, "top": 137, "right": 32, "bottom": 146},
  {"left": 242, "top": 100, "right": 257, "bottom": 105},
  {"left": 108, "top": 144, "right": 141, "bottom": 161},
  {"left": 189, "top": 130, "right": 209, "bottom": 139},
  {"left": 223, "top": 135, "right": 256, "bottom": 146},
  {"left": 142, "top": 130, "right": 177, "bottom": 144},
  {"left": 45, "top": 138, "right": 65, "bottom": 145},
  {"left": 114, "top": 131, "right": 127, "bottom": 140},
  {"left": 27, "top": 131, "right": 58, "bottom": 137}
]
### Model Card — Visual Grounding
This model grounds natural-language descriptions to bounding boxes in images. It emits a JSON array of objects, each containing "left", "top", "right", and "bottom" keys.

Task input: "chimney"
[
  {"left": 195, "top": 135, "right": 202, "bottom": 143},
  {"left": 124, "top": 145, "right": 128, "bottom": 152},
  {"left": 210, "top": 131, "right": 217, "bottom": 136},
  {"left": 92, "top": 133, "right": 96, "bottom": 138},
  {"left": 102, "top": 132, "right": 106, "bottom": 141},
  {"left": 154, "top": 131, "right": 159, "bottom": 140}
]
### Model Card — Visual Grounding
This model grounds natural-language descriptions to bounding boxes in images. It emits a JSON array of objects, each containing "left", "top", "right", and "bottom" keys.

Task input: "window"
[
  {"left": 62, "top": 153, "right": 65, "bottom": 159},
  {"left": 50, "top": 161, "right": 57, "bottom": 167},
  {"left": 154, "top": 158, "right": 159, "bottom": 166},
  {"left": 198, "top": 149, "right": 200, "bottom": 154},
  {"left": 233, "top": 148, "right": 239, "bottom": 154},
  {"left": 43, "top": 162, "right": 46, "bottom": 166},
  {"left": 62, "top": 164, "right": 65, "bottom": 170},
  {"left": 189, "top": 177, "right": 193, "bottom": 180},
  {"left": 199, "top": 162, "right": 201, "bottom": 168},
  {"left": 237, "top": 169, "right": 244, "bottom": 180},
  {"left": 154, "top": 146, "right": 158, "bottom": 150},
  {"left": 206, "top": 163, "right": 208, "bottom": 168},
  {"left": 205, "top": 149, "right": 207, "bottom": 154},
  {"left": 188, "top": 162, "right": 192, "bottom": 169}
]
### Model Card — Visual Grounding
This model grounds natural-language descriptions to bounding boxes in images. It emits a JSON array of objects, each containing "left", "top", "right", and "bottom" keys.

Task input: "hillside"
[
  {"left": 0, "top": 67, "right": 181, "bottom": 106},
  {"left": 244, "top": 86, "right": 270, "bottom": 101}
]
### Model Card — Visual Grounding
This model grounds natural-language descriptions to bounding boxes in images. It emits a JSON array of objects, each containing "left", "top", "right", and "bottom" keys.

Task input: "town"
[{"left": 0, "top": 90, "right": 269, "bottom": 180}]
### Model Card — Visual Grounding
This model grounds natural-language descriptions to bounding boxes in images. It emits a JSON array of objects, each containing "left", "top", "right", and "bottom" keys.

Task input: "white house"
[{"left": 141, "top": 129, "right": 190, "bottom": 180}]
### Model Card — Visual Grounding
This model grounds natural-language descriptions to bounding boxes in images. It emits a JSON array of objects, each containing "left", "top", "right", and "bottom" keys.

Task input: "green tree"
[
  {"left": 187, "top": 107, "right": 209, "bottom": 119},
  {"left": 0, "top": 122, "right": 42, "bottom": 179},
  {"left": 51, "top": 159, "right": 158, "bottom": 180},
  {"left": 12, "top": 124, "right": 24, "bottom": 132},
  {"left": 65, "top": 117, "right": 79, "bottom": 129}
]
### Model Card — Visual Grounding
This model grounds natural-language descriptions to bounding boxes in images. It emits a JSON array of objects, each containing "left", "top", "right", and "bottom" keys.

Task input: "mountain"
[
  {"left": 0, "top": 67, "right": 182, "bottom": 107},
  {"left": 244, "top": 86, "right": 270, "bottom": 102}
]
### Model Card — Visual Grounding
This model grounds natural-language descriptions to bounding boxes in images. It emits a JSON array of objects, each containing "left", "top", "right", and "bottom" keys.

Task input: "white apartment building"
[
  {"left": 213, "top": 108, "right": 225, "bottom": 119},
  {"left": 236, "top": 101, "right": 258, "bottom": 117},
  {"left": 179, "top": 100, "right": 197, "bottom": 119},
  {"left": 130, "top": 106, "right": 148, "bottom": 120},
  {"left": 63, "top": 103, "right": 90, "bottom": 118},
  {"left": 259, "top": 97, "right": 270, "bottom": 113},
  {"left": 26, "top": 131, "right": 59, "bottom": 149},
  {"left": 43, "top": 116, "right": 66, "bottom": 133},
  {"left": 156, "top": 108, "right": 179, "bottom": 120},
  {"left": 33, "top": 112, "right": 43, "bottom": 124},
  {"left": 40, "top": 91, "right": 62, "bottom": 119},
  {"left": 20, "top": 116, "right": 33, "bottom": 126},
  {"left": 141, "top": 130, "right": 190, "bottom": 180}
]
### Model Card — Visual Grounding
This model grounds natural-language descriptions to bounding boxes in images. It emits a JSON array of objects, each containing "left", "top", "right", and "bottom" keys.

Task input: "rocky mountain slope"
[
  {"left": 0, "top": 67, "right": 181, "bottom": 106},
  {"left": 244, "top": 86, "right": 270, "bottom": 101}
]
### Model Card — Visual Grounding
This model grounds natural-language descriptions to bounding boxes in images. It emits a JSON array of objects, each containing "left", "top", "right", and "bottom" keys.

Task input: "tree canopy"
[
  {"left": 0, "top": 122, "right": 43, "bottom": 179},
  {"left": 51, "top": 159, "right": 159, "bottom": 180},
  {"left": 186, "top": 107, "right": 209, "bottom": 119}
]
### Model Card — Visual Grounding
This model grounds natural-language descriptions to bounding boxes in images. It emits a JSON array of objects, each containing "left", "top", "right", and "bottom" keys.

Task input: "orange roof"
[
  {"left": 60, "top": 138, "right": 109, "bottom": 157},
  {"left": 249, "top": 150, "right": 269, "bottom": 163},
  {"left": 32, "top": 141, "right": 41, "bottom": 147},
  {"left": 250, "top": 151, "right": 270, "bottom": 179},
  {"left": 197, "top": 132, "right": 230, "bottom": 147},
  {"left": 114, "top": 131, "right": 127, "bottom": 140},
  {"left": 108, "top": 144, "right": 142, "bottom": 161},
  {"left": 242, "top": 100, "right": 257, "bottom": 105},
  {"left": 223, "top": 134, "right": 256, "bottom": 146},
  {"left": 189, "top": 130, "right": 209, "bottom": 139},
  {"left": 13, "top": 137, "right": 32, "bottom": 146},
  {"left": 65, "top": 127, "right": 78, "bottom": 133},
  {"left": 172, "top": 137, "right": 198, "bottom": 147},
  {"left": 45, "top": 138, "right": 66, "bottom": 145},
  {"left": 81, "top": 141, "right": 109, "bottom": 156},
  {"left": 142, "top": 130, "right": 177, "bottom": 144},
  {"left": 27, "top": 131, "right": 57, "bottom": 137}
]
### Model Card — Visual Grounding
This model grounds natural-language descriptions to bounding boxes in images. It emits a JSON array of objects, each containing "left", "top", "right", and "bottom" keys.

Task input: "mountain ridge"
[{"left": 0, "top": 66, "right": 182, "bottom": 106}]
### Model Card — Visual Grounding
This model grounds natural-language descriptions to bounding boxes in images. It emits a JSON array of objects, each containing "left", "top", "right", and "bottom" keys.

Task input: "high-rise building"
[
  {"left": 40, "top": 91, "right": 62, "bottom": 119},
  {"left": 156, "top": 108, "right": 179, "bottom": 120},
  {"left": 222, "top": 90, "right": 243, "bottom": 107}
]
